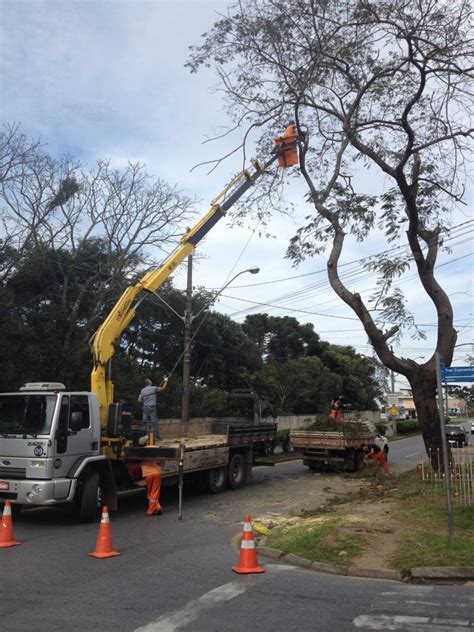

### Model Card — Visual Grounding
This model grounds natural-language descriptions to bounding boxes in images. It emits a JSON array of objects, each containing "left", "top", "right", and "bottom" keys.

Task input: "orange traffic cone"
[
  {"left": 232, "top": 515, "right": 264, "bottom": 574},
  {"left": 0, "top": 500, "right": 21, "bottom": 548},
  {"left": 88, "top": 506, "right": 121, "bottom": 559}
]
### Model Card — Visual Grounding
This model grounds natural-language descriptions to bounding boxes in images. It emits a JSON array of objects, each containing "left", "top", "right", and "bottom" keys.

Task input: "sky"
[{"left": 1, "top": 0, "right": 472, "bottom": 390}]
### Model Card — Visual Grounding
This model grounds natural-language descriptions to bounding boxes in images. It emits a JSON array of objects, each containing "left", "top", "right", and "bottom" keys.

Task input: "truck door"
[{"left": 54, "top": 395, "right": 96, "bottom": 474}]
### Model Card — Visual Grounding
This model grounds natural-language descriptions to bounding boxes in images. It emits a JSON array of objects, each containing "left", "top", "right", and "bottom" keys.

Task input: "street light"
[
  {"left": 193, "top": 266, "right": 260, "bottom": 320},
  {"left": 181, "top": 264, "right": 260, "bottom": 422}
]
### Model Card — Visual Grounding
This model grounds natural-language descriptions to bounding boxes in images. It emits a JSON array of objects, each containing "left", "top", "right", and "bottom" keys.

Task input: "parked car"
[
  {"left": 446, "top": 425, "right": 468, "bottom": 447},
  {"left": 471, "top": 421, "right": 474, "bottom": 435}
]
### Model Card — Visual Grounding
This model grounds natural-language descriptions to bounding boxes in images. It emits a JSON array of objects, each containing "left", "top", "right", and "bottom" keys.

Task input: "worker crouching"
[{"left": 361, "top": 443, "right": 389, "bottom": 474}]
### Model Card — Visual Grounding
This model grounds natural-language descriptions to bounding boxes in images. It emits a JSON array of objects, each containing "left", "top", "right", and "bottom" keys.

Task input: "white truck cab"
[{"left": 0, "top": 384, "right": 114, "bottom": 521}]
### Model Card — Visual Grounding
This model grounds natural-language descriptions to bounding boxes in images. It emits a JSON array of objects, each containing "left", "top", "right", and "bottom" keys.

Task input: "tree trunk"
[{"left": 408, "top": 368, "right": 446, "bottom": 470}]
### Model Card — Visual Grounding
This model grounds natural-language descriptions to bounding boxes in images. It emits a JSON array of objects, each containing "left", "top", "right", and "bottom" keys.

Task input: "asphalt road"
[
  {"left": 2, "top": 437, "right": 473, "bottom": 632},
  {"left": 388, "top": 419, "right": 473, "bottom": 472}
]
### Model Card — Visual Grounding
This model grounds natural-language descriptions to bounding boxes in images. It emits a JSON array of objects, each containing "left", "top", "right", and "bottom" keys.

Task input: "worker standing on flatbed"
[
  {"left": 330, "top": 393, "right": 350, "bottom": 423},
  {"left": 138, "top": 376, "right": 168, "bottom": 440}
]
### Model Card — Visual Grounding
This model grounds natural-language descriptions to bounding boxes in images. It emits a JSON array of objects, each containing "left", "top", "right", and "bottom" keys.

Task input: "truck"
[
  {"left": 289, "top": 421, "right": 375, "bottom": 473},
  {"left": 0, "top": 124, "right": 300, "bottom": 521}
]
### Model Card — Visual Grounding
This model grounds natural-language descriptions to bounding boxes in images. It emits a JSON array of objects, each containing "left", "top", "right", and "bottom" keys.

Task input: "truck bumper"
[{"left": 0, "top": 478, "right": 77, "bottom": 506}]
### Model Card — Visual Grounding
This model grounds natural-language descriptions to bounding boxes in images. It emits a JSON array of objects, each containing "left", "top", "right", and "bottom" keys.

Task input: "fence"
[{"left": 420, "top": 448, "right": 473, "bottom": 507}]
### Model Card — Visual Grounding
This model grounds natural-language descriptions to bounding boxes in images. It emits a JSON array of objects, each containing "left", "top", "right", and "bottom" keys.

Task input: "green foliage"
[
  {"left": 189, "top": 387, "right": 240, "bottom": 417},
  {"left": 0, "top": 126, "right": 384, "bottom": 417},
  {"left": 242, "top": 314, "right": 324, "bottom": 363},
  {"left": 266, "top": 513, "right": 366, "bottom": 566},
  {"left": 391, "top": 473, "right": 474, "bottom": 570},
  {"left": 252, "top": 356, "right": 340, "bottom": 416},
  {"left": 187, "top": 0, "right": 470, "bottom": 447},
  {"left": 276, "top": 428, "right": 290, "bottom": 451},
  {"left": 304, "top": 417, "right": 372, "bottom": 438},
  {"left": 396, "top": 419, "right": 420, "bottom": 433}
]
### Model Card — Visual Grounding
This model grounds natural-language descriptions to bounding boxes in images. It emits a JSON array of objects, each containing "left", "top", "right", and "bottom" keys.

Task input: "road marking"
[
  {"left": 404, "top": 452, "right": 419, "bottom": 457},
  {"left": 353, "top": 614, "right": 471, "bottom": 630},
  {"left": 133, "top": 581, "right": 248, "bottom": 632}
]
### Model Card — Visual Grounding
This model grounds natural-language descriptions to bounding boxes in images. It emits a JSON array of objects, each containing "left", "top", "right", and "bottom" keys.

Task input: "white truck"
[
  {"left": 0, "top": 126, "right": 298, "bottom": 521},
  {"left": 0, "top": 382, "right": 276, "bottom": 521}
]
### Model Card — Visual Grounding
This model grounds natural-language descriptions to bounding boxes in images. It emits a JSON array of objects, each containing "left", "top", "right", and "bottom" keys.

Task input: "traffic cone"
[
  {"left": 88, "top": 506, "right": 121, "bottom": 559},
  {"left": 0, "top": 500, "right": 21, "bottom": 548},
  {"left": 232, "top": 515, "right": 264, "bottom": 574}
]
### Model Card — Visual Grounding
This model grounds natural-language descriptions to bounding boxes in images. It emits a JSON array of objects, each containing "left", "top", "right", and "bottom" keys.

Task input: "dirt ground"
[
  {"left": 329, "top": 497, "right": 402, "bottom": 569},
  {"left": 194, "top": 460, "right": 400, "bottom": 569}
]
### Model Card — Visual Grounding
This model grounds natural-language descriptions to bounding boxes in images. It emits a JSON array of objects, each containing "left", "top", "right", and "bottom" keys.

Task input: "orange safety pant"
[
  {"left": 145, "top": 474, "right": 162, "bottom": 516},
  {"left": 330, "top": 409, "right": 342, "bottom": 423},
  {"left": 371, "top": 451, "right": 389, "bottom": 474}
]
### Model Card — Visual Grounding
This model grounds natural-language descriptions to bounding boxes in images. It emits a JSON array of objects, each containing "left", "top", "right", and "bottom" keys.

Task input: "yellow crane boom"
[{"left": 90, "top": 124, "right": 299, "bottom": 427}]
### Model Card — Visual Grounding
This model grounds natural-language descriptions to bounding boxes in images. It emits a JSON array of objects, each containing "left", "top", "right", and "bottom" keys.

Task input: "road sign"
[
  {"left": 442, "top": 366, "right": 474, "bottom": 383},
  {"left": 389, "top": 406, "right": 398, "bottom": 416}
]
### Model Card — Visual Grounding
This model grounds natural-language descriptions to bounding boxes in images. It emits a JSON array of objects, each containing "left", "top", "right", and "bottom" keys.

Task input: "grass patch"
[
  {"left": 389, "top": 471, "right": 474, "bottom": 570},
  {"left": 263, "top": 468, "right": 474, "bottom": 572},
  {"left": 265, "top": 512, "right": 369, "bottom": 566}
]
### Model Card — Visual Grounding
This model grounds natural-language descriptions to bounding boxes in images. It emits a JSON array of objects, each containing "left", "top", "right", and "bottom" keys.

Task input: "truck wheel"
[
  {"left": 207, "top": 467, "right": 227, "bottom": 494},
  {"left": 76, "top": 471, "right": 101, "bottom": 523},
  {"left": 228, "top": 453, "right": 245, "bottom": 489}
]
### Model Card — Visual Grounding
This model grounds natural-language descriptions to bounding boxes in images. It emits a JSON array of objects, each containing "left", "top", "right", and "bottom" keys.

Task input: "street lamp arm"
[{"left": 192, "top": 266, "right": 260, "bottom": 321}]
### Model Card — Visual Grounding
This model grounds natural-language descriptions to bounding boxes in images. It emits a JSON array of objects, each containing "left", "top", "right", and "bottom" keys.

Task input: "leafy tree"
[
  {"left": 188, "top": 0, "right": 473, "bottom": 462},
  {"left": 243, "top": 314, "right": 324, "bottom": 362},
  {"left": 0, "top": 126, "right": 196, "bottom": 394},
  {"left": 252, "top": 347, "right": 380, "bottom": 415},
  {"left": 252, "top": 356, "right": 338, "bottom": 415},
  {"left": 320, "top": 346, "right": 381, "bottom": 410},
  {"left": 188, "top": 387, "right": 241, "bottom": 417}
]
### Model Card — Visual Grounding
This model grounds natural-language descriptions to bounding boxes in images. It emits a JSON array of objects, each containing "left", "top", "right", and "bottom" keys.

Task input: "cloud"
[{"left": 1, "top": 0, "right": 472, "bottom": 372}]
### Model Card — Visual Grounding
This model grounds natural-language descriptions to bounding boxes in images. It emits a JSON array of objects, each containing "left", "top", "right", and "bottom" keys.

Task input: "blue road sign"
[{"left": 442, "top": 366, "right": 474, "bottom": 383}]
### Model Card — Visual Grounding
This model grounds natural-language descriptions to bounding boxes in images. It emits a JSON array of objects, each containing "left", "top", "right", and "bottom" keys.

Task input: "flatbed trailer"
[
  {"left": 126, "top": 419, "right": 277, "bottom": 493},
  {"left": 290, "top": 427, "right": 375, "bottom": 472}
]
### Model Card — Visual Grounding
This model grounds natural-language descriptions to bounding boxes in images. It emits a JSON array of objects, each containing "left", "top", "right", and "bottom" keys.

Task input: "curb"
[{"left": 257, "top": 544, "right": 473, "bottom": 585}]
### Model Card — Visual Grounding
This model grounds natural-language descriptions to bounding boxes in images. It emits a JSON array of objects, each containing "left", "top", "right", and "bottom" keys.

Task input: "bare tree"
[
  {"left": 0, "top": 126, "right": 196, "bottom": 366},
  {"left": 188, "top": 0, "right": 474, "bottom": 461}
]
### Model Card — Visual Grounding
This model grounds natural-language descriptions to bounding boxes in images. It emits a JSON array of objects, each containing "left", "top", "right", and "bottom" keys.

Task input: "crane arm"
[{"left": 90, "top": 124, "right": 299, "bottom": 426}]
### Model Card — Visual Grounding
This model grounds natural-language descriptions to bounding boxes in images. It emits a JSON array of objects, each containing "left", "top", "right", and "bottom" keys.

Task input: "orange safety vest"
[
  {"left": 141, "top": 460, "right": 161, "bottom": 478},
  {"left": 274, "top": 124, "right": 299, "bottom": 167}
]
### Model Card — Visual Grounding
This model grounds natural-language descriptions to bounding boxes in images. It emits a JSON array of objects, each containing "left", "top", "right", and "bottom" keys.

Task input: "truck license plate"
[{"left": 0, "top": 481, "right": 9, "bottom": 491}]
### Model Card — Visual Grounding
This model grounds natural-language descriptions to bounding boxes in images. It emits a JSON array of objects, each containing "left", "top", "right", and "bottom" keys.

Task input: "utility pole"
[
  {"left": 179, "top": 262, "right": 260, "bottom": 422},
  {"left": 388, "top": 346, "right": 398, "bottom": 436},
  {"left": 181, "top": 254, "right": 193, "bottom": 423}
]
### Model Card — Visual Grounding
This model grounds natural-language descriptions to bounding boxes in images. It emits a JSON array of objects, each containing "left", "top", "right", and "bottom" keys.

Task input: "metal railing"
[{"left": 420, "top": 447, "right": 473, "bottom": 506}]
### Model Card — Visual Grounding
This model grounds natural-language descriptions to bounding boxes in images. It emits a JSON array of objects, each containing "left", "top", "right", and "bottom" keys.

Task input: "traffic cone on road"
[
  {"left": 0, "top": 500, "right": 21, "bottom": 548},
  {"left": 232, "top": 515, "right": 264, "bottom": 574},
  {"left": 88, "top": 506, "right": 121, "bottom": 559}
]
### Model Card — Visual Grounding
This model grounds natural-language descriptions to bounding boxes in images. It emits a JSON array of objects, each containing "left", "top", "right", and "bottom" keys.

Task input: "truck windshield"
[{"left": 0, "top": 394, "right": 57, "bottom": 436}]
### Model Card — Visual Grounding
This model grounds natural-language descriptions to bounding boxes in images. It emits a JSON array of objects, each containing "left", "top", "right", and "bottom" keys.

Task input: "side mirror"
[{"left": 69, "top": 411, "right": 83, "bottom": 432}]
